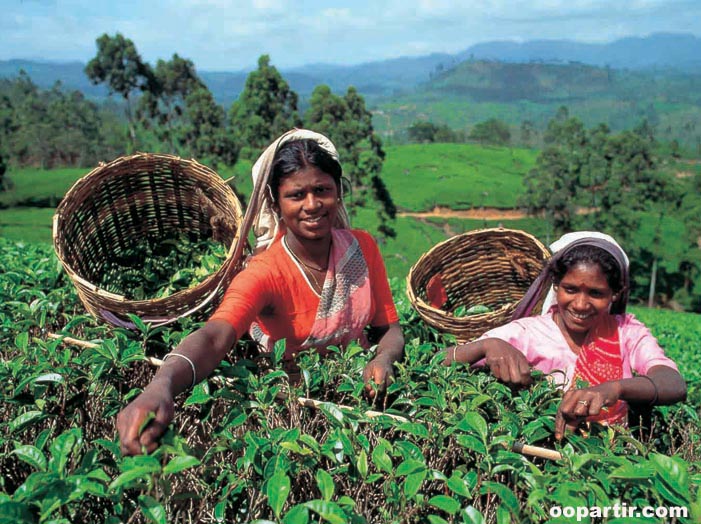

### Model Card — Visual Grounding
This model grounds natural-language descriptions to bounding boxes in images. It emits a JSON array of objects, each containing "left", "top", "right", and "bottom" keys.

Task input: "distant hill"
[
  {"left": 4, "top": 32, "right": 700, "bottom": 106},
  {"left": 461, "top": 33, "right": 701, "bottom": 72},
  {"left": 372, "top": 59, "right": 701, "bottom": 147}
]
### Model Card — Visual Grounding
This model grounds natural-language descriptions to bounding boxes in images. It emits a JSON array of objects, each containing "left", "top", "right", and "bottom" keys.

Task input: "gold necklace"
[{"left": 284, "top": 237, "right": 327, "bottom": 292}]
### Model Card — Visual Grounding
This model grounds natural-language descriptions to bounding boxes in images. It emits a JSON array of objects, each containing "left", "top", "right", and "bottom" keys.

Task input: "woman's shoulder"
[
  {"left": 345, "top": 228, "right": 378, "bottom": 249},
  {"left": 614, "top": 312, "right": 646, "bottom": 327}
]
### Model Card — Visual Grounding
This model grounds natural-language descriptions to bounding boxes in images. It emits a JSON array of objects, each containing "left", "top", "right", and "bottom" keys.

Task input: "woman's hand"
[
  {"left": 554, "top": 382, "right": 621, "bottom": 440},
  {"left": 117, "top": 379, "right": 175, "bottom": 456},
  {"left": 483, "top": 343, "right": 533, "bottom": 387},
  {"left": 362, "top": 353, "right": 395, "bottom": 399}
]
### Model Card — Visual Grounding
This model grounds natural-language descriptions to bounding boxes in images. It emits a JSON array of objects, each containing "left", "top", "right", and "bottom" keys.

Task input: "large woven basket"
[
  {"left": 407, "top": 228, "right": 550, "bottom": 342},
  {"left": 53, "top": 153, "right": 246, "bottom": 328}
]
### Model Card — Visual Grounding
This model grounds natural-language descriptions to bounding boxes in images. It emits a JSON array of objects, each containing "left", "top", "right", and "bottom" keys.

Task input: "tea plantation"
[{"left": 1, "top": 238, "right": 700, "bottom": 523}]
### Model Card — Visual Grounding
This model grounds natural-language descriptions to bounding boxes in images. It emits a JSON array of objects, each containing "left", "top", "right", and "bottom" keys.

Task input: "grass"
[
  {"left": 0, "top": 207, "right": 55, "bottom": 243},
  {"left": 0, "top": 166, "right": 87, "bottom": 207},
  {"left": 381, "top": 143, "right": 537, "bottom": 211}
]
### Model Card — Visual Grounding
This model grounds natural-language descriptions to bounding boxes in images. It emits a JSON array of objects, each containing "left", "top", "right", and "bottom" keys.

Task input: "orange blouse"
[{"left": 209, "top": 229, "right": 398, "bottom": 354}]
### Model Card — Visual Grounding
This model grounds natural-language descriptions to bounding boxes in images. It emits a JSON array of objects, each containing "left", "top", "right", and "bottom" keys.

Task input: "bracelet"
[
  {"left": 638, "top": 375, "right": 659, "bottom": 406},
  {"left": 452, "top": 346, "right": 458, "bottom": 363},
  {"left": 163, "top": 353, "right": 197, "bottom": 389}
]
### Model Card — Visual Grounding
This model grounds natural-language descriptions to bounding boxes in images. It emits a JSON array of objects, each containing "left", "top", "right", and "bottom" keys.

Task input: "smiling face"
[
  {"left": 275, "top": 166, "right": 339, "bottom": 243},
  {"left": 555, "top": 261, "right": 617, "bottom": 337}
]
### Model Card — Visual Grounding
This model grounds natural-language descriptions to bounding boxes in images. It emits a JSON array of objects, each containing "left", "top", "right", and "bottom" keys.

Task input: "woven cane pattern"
[
  {"left": 53, "top": 153, "right": 246, "bottom": 327},
  {"left": 407, "top": 228, "right": 550, "bottom": 342}
]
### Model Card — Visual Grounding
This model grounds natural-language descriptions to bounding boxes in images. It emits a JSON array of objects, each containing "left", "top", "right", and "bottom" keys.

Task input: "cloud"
[{"left": 2, "top": 0, "right": 700, "bottom": 69}]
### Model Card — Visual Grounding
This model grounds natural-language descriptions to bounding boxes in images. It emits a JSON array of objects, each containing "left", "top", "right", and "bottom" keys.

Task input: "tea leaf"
[
  {"left": 303, "top": 500, "right": 346, "bottom": 524},
  {"left": 163, "top": 455, "right": 201, "bottom": 475},
  {"left": 428, "top": 495, "right": 460, "bottom": 515},
  {"left": 315, "top": 470, "right": 335, "bottom": 501},
  {"left": 138, "top": 495, "right": 167, "bottom": 524},
  {"left": 12, "top": 445, "right": 47, "bottom": 472},
  {"left": 267, "top": 471, "right": 291, "bottom": 518}
]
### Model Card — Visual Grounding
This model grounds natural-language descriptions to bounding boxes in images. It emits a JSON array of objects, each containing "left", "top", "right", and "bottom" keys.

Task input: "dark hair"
[
  {"left": 550, "top": 244, "right": 623, "bottom": 293},
  {"left": 268, "top": 139, "right": 343, "bottom": 203}
]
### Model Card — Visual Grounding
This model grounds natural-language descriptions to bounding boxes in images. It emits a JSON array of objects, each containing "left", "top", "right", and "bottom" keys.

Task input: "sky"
[{"left": 2, "top": 0, "right": 701, "bottom": 71}]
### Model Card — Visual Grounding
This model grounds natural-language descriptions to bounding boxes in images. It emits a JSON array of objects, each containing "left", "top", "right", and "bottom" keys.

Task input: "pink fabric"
[
  {"left": 301, "top": 228, "right": 373, "bottom": 350},
  {"left": 477, "top": 309, "right": 678, "bottom": 389}
]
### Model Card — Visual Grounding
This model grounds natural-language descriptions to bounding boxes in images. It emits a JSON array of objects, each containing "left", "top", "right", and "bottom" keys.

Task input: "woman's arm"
[
  {"left": 554, "top": 365, "right": 687, "bottom": 440},
  {"left": 444, "top": 338, "right": 533, "bottom": 387},
  {"left": 362, "top": 322, "right": 404, "bottom": 398},
  {"left": 117, "top": 320, "right": 238, "bottom": 456}
]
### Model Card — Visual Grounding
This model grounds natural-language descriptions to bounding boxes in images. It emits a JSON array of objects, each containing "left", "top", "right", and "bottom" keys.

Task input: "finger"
[
  {"left": 518, "top": 358, "right": 533, "bottom": 385},
  {"left": 118, "top": 409, "right": 146, "bottom": 456},
  {"left": 587, "top": 396, "right": 605, "bottom": 416},
  {"left": 508, "top": 358, "right": 526, "bottom": 386},
  {"left": 554, "top": 406, "right": 566, "bottom": 440},
  {"left": 138, "top": 402, "right": 172, "bottom": 450}
]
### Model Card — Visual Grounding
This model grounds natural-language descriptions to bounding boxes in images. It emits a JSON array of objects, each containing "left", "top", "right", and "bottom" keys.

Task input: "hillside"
[
  {"left": 374, "top": 60, "right": 701, "bottom": 147},
  {"left": 3, "top": 32, "right": 701, "bottom": 106}
]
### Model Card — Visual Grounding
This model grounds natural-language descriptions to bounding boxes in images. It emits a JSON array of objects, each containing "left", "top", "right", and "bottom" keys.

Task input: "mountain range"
[{"left": 2, "top": 32, "right": 700, "bottom": 107}]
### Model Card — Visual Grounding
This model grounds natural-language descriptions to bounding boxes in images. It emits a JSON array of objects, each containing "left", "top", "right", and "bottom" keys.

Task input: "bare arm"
[
  {"left": 555, "top": 365, "right": 687, "bottom": 440},
  {"left": 117, "top": 320, "right": 238, "bottom": 455},
  {"left": 443, "top": 338, "right": 533, "bottom": 387},
  {"left": 362, "top": 322, "right": 405, "bottom": 398}
]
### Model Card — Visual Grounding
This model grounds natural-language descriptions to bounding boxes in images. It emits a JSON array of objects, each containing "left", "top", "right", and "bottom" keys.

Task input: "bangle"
[
  {"left": 163, "top": 353, "right": 197, "bottom": 389},
  {"left": 452, "top": 346, "right": 458, "bottom": 363},
  {"left": 638, "top": 375, "right": 659, "bottom": 406}
]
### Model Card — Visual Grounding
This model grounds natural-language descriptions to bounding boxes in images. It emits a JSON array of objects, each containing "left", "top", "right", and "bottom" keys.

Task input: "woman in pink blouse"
[{"left": 444, "top": 232, "right": 686, "bottom": 439}]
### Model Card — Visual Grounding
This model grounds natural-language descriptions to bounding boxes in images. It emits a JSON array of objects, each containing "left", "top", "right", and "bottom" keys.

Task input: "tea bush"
[{"left": 1, "top": 238, "right": 700, "bottom": 523}]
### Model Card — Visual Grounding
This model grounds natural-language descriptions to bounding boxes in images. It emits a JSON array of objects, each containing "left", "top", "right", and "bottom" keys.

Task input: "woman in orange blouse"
[{"left": 117, "top": 129, "right": 404, "bottom": 456}]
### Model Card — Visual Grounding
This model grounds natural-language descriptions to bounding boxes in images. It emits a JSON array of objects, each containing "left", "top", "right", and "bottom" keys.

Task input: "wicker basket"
[
  {"left": 53, "top": 153, "right": 246, "bottom": 328},
  {"left": 407, "top": 228, "right": 550, "bottom": 342}
]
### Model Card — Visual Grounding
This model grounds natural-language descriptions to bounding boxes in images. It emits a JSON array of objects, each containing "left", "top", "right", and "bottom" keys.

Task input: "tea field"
[{"left": 1, "top": 238, "right": 700, "bottom": 523}]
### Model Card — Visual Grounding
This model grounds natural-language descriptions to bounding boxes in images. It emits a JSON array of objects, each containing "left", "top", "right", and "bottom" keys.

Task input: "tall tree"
[
  {"left": 137, "top": 54, "right": 205, "bottom": 153},
  {"left": 85, "top": 33, "right": 154, "bottom": 149},
  {"left": 521, "top": 111, "right": 684, "bottom": 304},
  {"left": 306, "top": 85, "right": 396, "bottom": 238},
  {"left": 228, "top": 55, "right": 301, "bottom": 158},
  {"left": 180, "top": 87, "right": 237, "bottom": 167}
]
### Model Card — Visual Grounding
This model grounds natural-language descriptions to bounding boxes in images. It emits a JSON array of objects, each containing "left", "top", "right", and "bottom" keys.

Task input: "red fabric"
[
  {"left": 426, "top": 273, "right": 448, "bottom": 309},
  {"left": 571, "top": 315, "right": 628, "bottom": 425},
  {"left": 209, "top": 229, "right": 398, "bottom": 358}
]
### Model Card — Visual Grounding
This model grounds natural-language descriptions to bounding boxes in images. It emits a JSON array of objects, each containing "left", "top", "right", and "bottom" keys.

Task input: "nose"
[
  {"left": 303, "top": 192, "right": 321, "bottom": 211},
  {"left": 572, "top": 293, "right": 589, "bottom": 311}
]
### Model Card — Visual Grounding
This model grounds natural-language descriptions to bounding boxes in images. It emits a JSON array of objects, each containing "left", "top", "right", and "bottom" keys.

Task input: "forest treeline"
[{"left": 0, "top": 34, "right": 397, "bottom": 237}]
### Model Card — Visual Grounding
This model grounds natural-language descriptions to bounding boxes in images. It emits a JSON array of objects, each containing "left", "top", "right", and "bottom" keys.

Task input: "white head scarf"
[
  {"left": 540, "top": 231, "right": 630, "bottom": 314},
  {"left": 250, "top": 128, "right": 351, "bottom": 251}
]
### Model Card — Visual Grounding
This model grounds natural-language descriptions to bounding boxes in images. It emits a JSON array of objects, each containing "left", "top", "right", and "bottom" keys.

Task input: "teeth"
[{"left": 570, "top": 312, "right": 590, "bottom": 320}]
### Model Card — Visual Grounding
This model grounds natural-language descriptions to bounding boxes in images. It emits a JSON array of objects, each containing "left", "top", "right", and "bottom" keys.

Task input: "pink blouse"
[{"left": 477, "top": 311, "right": 678, "bottom": 388}]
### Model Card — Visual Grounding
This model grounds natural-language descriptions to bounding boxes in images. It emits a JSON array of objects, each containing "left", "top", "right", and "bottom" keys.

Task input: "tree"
[
  {"left": 521, "top": 112, "right": 685, "bottom": 305},
  {"left": 85, "top": 33, "right": 155, "bottom": 149},
  {"left": 228, "top": 55, "right": 301, "bottom": 158},
  {"left": 0, "top": 152, "right": 6, "bottom": 191},
  {"left": 305, "top": 85, "right": 396, "bottom": 238},
  {"left": 519, "top": 114, "right": 588, "bottom": 238},
  {"left": 137, "top": 54, "right": 205, "bottom": 153},
  {"left": 180, "top": 87, "right": 237, "bottom": 167},
  {"left": 407, "top": 121, "right": 460, "bottom": 143},
  {"left": 469, "top": 118, "right": 511, "bottom": 145}
]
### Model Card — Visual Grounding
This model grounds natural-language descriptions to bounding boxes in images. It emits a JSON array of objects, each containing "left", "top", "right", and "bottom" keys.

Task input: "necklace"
[{"left": 283, "top": 237, "right": 327, "bottom": 292}]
